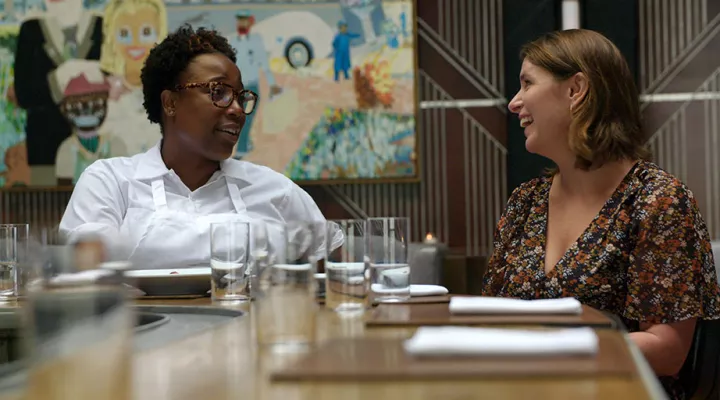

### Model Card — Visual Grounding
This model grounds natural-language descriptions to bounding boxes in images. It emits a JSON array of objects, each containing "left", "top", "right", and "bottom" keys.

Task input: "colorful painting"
[{"left": 0, "top": 0, "right": 417, "bottom": 186}]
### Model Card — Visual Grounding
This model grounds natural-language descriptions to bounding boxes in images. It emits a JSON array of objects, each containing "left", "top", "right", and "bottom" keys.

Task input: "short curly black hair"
[{"left": 141, "top": 25, "right": 237, "bottom": 129}]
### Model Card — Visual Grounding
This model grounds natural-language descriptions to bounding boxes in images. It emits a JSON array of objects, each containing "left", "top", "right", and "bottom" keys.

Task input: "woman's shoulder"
[
  {"left": 508, "top": 175, "right": 550, "bottom": 204},
  {"left": 632, "top": 160, "right": 698, "bottom": 206},
  {"left": 223, "top": 159, "right": 295, "bottom": 191},
  {"left": 85, "top": 154, "right": 137, "bottom": 175},
  {"left": 498, "top": 175, "right": 550, "bottom": 226}
]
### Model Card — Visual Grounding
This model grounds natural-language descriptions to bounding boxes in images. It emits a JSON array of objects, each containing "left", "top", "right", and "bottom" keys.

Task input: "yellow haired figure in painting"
[
  {"left": 100, "top": 0, "right": 168, "bottom": 87},
  {"left": 99, "top": 0, "right": 167, "bottom": 157}
]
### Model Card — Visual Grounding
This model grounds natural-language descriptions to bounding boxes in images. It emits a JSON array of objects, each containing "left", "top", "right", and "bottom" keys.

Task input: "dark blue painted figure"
[{"left": 332, "top": 21, "right": 360, "bottom": 82}]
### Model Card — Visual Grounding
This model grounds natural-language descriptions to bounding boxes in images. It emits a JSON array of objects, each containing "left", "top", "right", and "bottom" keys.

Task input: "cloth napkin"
[
  {"left": 404, "top": 326, "right": 599, "bottom": 357},
  {"left": 449, "top": 296, "right": 582, "bottom": 315},
  {"left": 370, "top": 284, "right": 449, "bottom": 296},
  {"left": 410, "top": 285, "right": 449, "bottom": 297}
]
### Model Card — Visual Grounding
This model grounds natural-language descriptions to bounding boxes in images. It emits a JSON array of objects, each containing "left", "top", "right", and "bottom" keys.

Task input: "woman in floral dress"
[{"left": 482, "top": 29, "right": 720, "bottom": 400}]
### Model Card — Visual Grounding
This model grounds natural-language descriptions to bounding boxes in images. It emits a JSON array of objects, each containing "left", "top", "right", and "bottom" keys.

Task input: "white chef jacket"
[{"left": 59, "top": 141, "right": 343, "bottom": 269}]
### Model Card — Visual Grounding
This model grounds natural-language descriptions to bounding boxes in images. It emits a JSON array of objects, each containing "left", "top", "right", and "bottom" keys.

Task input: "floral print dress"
[{"left": 481, "top": 161, "right": 720, "bottom": 400}]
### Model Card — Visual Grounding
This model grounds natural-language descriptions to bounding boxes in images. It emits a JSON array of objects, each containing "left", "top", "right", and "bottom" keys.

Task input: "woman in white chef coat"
[{"left": 59, "top": 25, "right": 343, "bottom": 269}]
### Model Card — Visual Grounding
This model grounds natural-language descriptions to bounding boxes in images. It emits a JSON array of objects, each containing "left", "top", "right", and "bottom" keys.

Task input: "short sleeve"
[
  {"left": 280, "top": 183, "right": 344, "bottom": 258},
  {"left": 623, "top": 184, "right": 720, "bottom": 324},
  {"left": 58, "top": 162, "right": 126, "bottom": 244},
  {"left": 481, "top": 182, "right": 535, "bottom": 296}
]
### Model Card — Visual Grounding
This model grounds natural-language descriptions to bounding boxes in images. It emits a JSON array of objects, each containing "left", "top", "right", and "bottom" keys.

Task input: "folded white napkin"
[
  {"left": 410, "top": 284, "right": 449, "bottom": 297},
  {"left": 370, "top": 284, "right": 449, "bottom": 296},
  {"left": 404, "top": 326, "right": 599, "bottom": 357},
  {"left": 449, "top": 296, "right": 582, "bottom": 315}
]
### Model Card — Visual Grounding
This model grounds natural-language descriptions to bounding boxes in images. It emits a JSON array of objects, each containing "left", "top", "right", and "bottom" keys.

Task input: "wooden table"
[{"left": 4, "top": 298, "right": 669, "bottom": 400}]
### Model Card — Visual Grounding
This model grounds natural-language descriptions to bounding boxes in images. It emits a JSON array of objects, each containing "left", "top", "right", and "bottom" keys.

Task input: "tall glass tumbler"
[
  {"left": 325, "top": 219, "right": 367, "bottom": 314},
  {"left": 0, "top": 225, "right": 18, "bottom": 301},
  {"left": 3, "top": 224, "right": 30, "bottom": 295},
  {"left": 366, "top": 217, "right": 411, "bottom": 303},
  {"left": 25, "top": 240, "right": 132, "bottom": 400},
  {"left": 247, "top": 219, "right": 270, "bottom": 298},
  {"left": 210, "top": 221, "right": 250, "bottom": 303},
  {"left": 254, "top": 221, "right": 323, "bottom": 353}
]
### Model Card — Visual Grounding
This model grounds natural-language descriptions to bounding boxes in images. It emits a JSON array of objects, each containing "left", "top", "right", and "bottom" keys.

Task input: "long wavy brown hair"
[{"left": 521, "top": 29, "right": 651, "bottom": 171}]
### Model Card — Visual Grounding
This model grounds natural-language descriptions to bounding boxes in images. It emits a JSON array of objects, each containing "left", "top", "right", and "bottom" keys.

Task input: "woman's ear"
[
  {"left": 160, "top": 89, "right": 177, "bottom": 117},
  {"left": 568, "top": 72, "right": 589, "bottom": 110}
]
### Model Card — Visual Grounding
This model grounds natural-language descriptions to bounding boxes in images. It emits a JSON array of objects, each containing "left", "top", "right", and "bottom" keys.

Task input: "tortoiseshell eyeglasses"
[{"left": 175, "top": 81, "right": 258, "bottom": 114}]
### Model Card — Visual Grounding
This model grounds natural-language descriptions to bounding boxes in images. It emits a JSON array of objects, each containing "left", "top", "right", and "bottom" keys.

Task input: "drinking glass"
[
  {"left": 210, "top": 221, "right": 250, "bottom": 303},
  {"left": 247, "top": 219, "right": 270, "bottom": 298},
  {"left": 253, "top": 221, "right": 323, "bottom": 353},
  {"left": 4, "top": 224, "right": 30, "bottom": 295},
  {"left": 25, "top": 240, "right": 132, "bottom": 400},
  {"left": 0, "top": 225, "right": 18, "bottom": 301},
  {"left": 366, "top": 217, "right": 411, "bottom": 303},
  {"left": 325, "top": 219, "right": 368, "bottom": 315}
]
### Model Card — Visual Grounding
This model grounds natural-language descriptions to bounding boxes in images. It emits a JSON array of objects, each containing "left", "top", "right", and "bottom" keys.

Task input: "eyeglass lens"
[{"left": 211, "top": 85, "right": 256, "bottom": 114}]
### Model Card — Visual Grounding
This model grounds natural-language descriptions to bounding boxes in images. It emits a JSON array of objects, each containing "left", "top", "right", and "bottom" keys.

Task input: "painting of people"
[{"left": 0, "top": 0, "right": 417, "bottom": 186}]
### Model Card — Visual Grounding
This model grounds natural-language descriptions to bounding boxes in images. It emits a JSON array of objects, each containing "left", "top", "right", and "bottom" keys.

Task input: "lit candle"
[{"left": 424, "top": 233, "right": 438, "bottom": 245}]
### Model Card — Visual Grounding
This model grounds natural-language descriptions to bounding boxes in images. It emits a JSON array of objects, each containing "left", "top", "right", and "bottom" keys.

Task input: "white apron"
[{"left": 123, "top": 176, "right": 252, "bottom": 270}]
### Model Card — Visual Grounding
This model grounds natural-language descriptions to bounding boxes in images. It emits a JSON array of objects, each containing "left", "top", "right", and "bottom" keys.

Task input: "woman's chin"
[{"left": 524, "top": 133, "right": 539, "bottom": 154}]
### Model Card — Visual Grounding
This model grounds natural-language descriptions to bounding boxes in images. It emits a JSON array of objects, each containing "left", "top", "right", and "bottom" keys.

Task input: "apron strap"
[
  {"left": 226, "top": 181, "right": 247, "bottom": 214},
  {"left": 151, "top": 179, "right": 168, "bottom": 211}
]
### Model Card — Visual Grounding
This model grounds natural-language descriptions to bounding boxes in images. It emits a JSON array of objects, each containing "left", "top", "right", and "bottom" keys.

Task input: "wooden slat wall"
[
  {"left": 0, "top": 188, "right": 72, "bottom": 243},
  {"left": 309, "top": 0, "right": 508, "bottom": 256}
]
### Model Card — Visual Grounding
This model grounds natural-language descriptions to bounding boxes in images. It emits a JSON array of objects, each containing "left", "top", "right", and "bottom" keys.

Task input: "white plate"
[{"left": 125, "top": 267, "right": 211, "bottom": 296}]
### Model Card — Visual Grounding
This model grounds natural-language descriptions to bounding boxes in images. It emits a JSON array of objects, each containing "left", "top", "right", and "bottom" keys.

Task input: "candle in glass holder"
[
  {"left": 424, "top": 233, "right": 438, "bottom": 245},
  {"left": 411, "top": 233, "right": 444, "bottom": 285}
]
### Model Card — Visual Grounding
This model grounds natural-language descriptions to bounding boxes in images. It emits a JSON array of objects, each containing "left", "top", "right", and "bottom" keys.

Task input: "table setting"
[{"left": 0, "top": 219, "right": 663, "bottom": 400}]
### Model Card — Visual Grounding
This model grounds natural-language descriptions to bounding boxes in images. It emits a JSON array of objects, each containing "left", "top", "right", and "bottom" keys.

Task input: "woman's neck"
[
  {"left": 160, "top": 139, "right": 219, "bottom": 192},
  {"left": 553, "top": 158, "right": 637, "bottom": 199}
]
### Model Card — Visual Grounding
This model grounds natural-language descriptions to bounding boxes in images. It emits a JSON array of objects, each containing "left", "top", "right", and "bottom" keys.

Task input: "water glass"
[
  {"left": 247, "top": 219, "right": 270, "bottom": 297},
  {"left": 210, "top": 221, "right": 250, "bottom": 303},
  {"left": 325, "top": 219, "right": 368, "bottom": 314},
  {"left": 25, "top": 241, "right": 132, "bottom": 400},
  {"left": 5, "top": 224, "right": 30, "bottom": 295},
  {"left": 0, "top": 225, "right": 18, "bottom": 301},
  {"left": 253, "top": 221, "right": 322, "bottom": 352},
  {"left": 366, "top": 217, "right": 411, "bottom": 303}
]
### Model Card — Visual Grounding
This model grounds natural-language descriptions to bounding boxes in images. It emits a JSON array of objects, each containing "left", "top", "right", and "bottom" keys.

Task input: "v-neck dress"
[{"left": 481, "top": 160, "right": 720, "bottom": 400}]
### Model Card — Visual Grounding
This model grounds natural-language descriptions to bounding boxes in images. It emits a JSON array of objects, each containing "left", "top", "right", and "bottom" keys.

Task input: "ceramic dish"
[{"left": 125, "top": 267, "right": 211, "bottom": 296}]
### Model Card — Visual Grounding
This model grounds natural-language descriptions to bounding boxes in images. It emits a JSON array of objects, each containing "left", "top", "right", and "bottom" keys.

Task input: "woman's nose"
[
  {"left": 225, "top": 98, "right": 244, "bottom": 120},
  {"left": 508, "top": 92, "right": 522, "bottom": 114}
]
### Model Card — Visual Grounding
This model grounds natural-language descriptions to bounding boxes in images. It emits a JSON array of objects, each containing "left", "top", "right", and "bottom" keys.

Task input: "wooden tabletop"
[{"left": 5, "top": 298, "right": 668, "bottom": 400}]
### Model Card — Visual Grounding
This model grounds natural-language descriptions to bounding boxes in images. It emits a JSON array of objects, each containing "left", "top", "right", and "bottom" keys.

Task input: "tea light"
[{"left": 424, "top": 233, "right": 438, "bottom": 245}]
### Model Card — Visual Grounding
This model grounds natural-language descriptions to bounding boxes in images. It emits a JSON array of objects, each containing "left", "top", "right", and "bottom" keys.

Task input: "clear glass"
[
  {"left": 1, "top": 224, "right": 30, "bottom": 296},
  {"left": 25, "top": 239, "right": 132, "bottom": 400},
  {"left": 210, "top": 221, "right": 250, "bottom": 303},
  {"left": 366, "top": 217, "right": 411, "bottom": 303},
  {"left": 325, "top": 219, "right": 368, "bottom": 315},
  {"left": 0, "top": 225, "right": 18, "bottom": 301},
  {"left": 253, "top": 221, "right": 322, "bottom": 353},
  {"left": 248, "top": 219, "right": 270, "bottom": 298}
]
